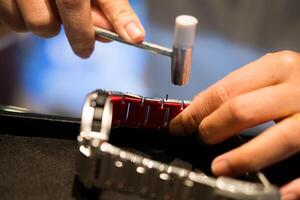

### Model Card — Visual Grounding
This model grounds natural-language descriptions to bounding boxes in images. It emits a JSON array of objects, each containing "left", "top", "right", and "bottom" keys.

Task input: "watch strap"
[
  {"left": 77, "top": 90, "right": 280, "bottom": 200},
  {"left": 105, "top": 90, "right": 190, "bottom": 130}
]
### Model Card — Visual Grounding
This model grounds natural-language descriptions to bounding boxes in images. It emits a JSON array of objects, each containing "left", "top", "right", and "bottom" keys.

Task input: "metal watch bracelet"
[{"left": 77, "top": 90, "right": 280, "bottom": 200}]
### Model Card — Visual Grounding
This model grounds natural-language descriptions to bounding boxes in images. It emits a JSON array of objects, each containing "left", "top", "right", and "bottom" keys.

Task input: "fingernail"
[
  {"left": 74, "top": 46, "right": 93, "bottom": 58},
  {"left": 125, "top": 22, "right": 143, "bottom": 41},
  {"left": 281, "top": 193, "right": 297, "bottom": 200},
  {"left": 212, "top": 158, "right": 231, "bottom": 176}
]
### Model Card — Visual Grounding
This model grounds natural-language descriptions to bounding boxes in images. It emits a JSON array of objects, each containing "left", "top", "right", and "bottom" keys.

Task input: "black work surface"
[
  {"left": 0, "top": 135, "right": 77, "bottom": 200},
  {"left": 0, "top": 131, "right": 234, "bottom": 200},
  {"left": 0, "top": 111, "right": 300, "bottom": 200}
]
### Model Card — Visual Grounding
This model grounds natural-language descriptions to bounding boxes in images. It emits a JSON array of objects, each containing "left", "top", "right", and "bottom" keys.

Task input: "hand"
[
  {"left": 280, "top": 178, "right": 300, "bottom": 200},
  {"left": 170, "top": 50, "right": 300, "bottom": 199},
  {"left": 0, "top": 0, "right": 145, "bottom": 58}
]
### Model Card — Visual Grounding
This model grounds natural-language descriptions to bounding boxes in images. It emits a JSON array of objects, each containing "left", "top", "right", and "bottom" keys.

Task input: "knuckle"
[
  {"left": 210, "top": 84, "right": 232, "bottom": 107},
  {"left": 25, "top": 14, "right": 60, "bottom": 38},
  {"left": 181, "top": 112, "right": 200, "bottom": 134},
  {"left": 227, "top": 98, "right": 255, "bottom": 123},
  {"left": 111, "top": 8, "right": 133, "bottom": 24},
  {"left": 193, "top": 91, "right": 211, "bottom": 116},
  {"left": 198, "top": 119, "right": 216, "bottom": 144},
  {"left": 277, "top": 50, "right": 300, "bottom": 67},
  {"left": 99, "top": 0, "right": 134, "bottom": 23},
  {"left": 198, "top": 121, "right": 206, "bottom": 135},
  {"left": 198, "top": 122, "right": 209, "bottom": 139},
  {"left": 279, "top": 124, "right": 300, "bottom": 153},
  {"left": 30, "top": 21, "right": 60, "bottom": 38},
  {"left": 199, "top": 129, "right": 215, "bottom": 144}
]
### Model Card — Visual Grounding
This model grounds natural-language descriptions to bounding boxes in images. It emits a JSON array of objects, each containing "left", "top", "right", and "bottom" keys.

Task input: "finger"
[
  {"left": 280, "top": 178, "right": 300, "bottom": 200},
  {"left": 211, "top": 114, "right": 300, "bottom": 177},
  {"left": 98, "top": 0, "right": 145, "bottom": 43},
  {"left": 199, "top": 83, "right": 300, "bottom": 144},
  {"left": 170, "top": 51, "right": 293, "bottom": 135},
  {"left": 0, "top": 0, "right": 27, "bottom": 31},
  {"left": 91, "top": 6, "right": 113, "bottom": 43},
  {"left": 16, "top": 0, "right": 60, "bottom": 37},
  {"left": 56, "top": 0, "right": 94, "bottom": 58}
]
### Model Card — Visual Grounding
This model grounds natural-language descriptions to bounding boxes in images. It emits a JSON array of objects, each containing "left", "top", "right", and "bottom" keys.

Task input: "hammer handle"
[{"left": 94, "top": 26, "right": 173, "bottom": 57}]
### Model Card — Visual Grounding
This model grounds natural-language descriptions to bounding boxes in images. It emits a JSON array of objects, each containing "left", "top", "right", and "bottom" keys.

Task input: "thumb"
[
  {"left": 280, "top": 178, "right": 300, "bottom": 200},
  {"left": 97, "top": 0, "right": 145, "bottom": 43}
]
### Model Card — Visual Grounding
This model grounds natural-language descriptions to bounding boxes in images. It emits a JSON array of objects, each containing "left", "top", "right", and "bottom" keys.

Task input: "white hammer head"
[{"left": 171, "top": 15, "right": 198, "bottom": 86}]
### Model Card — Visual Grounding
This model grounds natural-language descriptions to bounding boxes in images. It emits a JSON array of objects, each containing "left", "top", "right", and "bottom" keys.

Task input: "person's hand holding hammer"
[{"left": 0, "top": 0, "right": 145, "bottom": 58}]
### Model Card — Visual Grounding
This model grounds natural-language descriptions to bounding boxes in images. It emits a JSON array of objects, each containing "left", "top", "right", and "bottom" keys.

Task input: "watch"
[{"left": 76, "top": 89, "right": 280, "bottom": 200}]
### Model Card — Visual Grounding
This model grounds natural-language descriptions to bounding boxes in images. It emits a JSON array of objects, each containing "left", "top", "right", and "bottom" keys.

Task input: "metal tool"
[{"left": 94, "top": 15, "right": 198, "bottom": 86}]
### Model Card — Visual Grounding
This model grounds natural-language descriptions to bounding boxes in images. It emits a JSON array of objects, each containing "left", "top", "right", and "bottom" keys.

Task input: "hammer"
[{"left": 94, "top": 15, "right": 198, "bottom": 86}]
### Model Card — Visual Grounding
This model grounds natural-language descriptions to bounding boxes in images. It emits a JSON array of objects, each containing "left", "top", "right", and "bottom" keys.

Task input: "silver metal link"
[{"left": 77, "top": 90, "right": 281, "bottom": 200}]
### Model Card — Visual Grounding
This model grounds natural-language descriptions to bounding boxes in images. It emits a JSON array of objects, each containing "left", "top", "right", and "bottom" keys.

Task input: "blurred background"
[{"left": 0, "top": 0, "right": 300, "bottom": 126}]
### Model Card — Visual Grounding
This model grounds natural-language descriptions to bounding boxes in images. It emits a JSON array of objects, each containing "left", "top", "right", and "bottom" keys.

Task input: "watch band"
[
  {"left": 77, "top": 90, "right": 280, "bottom": 200},
  {"left": 106, "top": 90, "right": 190, "bottom": 130}
]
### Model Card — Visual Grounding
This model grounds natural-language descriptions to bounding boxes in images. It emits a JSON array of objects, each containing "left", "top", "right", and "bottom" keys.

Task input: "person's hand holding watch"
[{"left": 170, "top": 50, "right": 300, "bottom": 199}]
